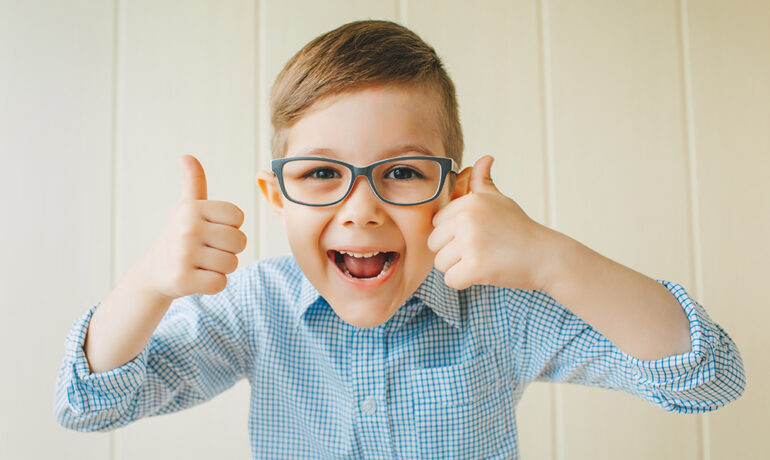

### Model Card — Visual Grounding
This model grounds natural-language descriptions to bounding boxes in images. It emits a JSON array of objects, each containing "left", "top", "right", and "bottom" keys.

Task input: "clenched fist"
[
  {"left": 140, "top": 154, "right": 248, "bottom": 300},
  {"left": 428, "top": 155, "right": 558, "bottom": 291}
]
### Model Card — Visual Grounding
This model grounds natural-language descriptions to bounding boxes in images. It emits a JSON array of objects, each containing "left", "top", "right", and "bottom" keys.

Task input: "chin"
[{"left": 334, "top": 304, "right": 397, "bottom": 328}]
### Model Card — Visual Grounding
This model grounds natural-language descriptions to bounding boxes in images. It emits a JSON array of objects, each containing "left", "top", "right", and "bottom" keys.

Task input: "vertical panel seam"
[
  {"left": 109, "top": 0, "right": 123, "bottom": 458},
  {"left": 257, "top": 0, "right": 269, "bottom": 259},
  {"left": 536, "top": 0, "right": 562, "bottom": 459},
  {"left": 397, "top": 0, "right": 409, "bottom": 26},
  {"left": 253, "top": 0, "right": 261, "bottom": 262},
  {"left": 677, "top": 1, "right": 709, "bottom": 459}
]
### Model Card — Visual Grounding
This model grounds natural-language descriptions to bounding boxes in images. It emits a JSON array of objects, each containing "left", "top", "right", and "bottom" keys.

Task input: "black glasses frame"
[{"left": 270, "top": 155, "right": 459, "bottom": 207}]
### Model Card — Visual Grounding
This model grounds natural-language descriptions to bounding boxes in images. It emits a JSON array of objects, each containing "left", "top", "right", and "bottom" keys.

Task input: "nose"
[{"left": 336, "top": 175, "right": 384, "bottom": 227}]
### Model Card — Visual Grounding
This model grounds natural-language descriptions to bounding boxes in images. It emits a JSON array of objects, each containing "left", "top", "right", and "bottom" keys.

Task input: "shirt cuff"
[
  {"left": 622, "top": 280, "right": 717, "bottom": 391},
  {"left": 64, "top": 302, "right": 148, "bottom": 413}
]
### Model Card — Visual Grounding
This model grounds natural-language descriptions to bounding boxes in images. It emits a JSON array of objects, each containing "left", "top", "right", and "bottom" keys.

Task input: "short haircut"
[{"left": 269, "top": 19, "right": 464, "bottom": 168}]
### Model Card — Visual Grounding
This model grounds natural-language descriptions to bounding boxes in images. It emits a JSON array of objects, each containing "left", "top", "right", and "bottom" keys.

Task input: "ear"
[
  {"left": 450, "top": 167, "right": 472, "bottom": 200},
  {"left": 256, "top": 169, "right": 284, "bottom": 217}
]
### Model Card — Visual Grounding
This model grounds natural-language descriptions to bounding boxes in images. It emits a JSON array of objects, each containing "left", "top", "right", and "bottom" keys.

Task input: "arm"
[
  {"left": 430, "top": 155, "right": 745, "bottom": 411},
  {"left": 55, "top": 155, "right": 250, "bottom": 430},
  {"left": 432, "top": 155, "right": 688, "bottom": 360},
  {"left": 541, "top": 232, "right": 692, "bottom": 361},
  {"left": 84, "top": 253, "right": 175, "bottom": 373},
  {"left": 54, "top": 267, "right": 252, "bottom": 431},
  {"left": 504, "top": 280, "right": 745, "bottom": 413}
]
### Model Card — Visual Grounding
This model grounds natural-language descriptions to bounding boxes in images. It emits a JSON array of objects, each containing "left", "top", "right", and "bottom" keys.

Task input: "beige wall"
[{"left": 1, "top": 0, "right": 767, "bottom": 458}]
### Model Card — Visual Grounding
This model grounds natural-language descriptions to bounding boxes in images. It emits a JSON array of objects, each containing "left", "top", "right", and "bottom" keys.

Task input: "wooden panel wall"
[
  {"left": 686, "top": 1, "right": 769, "bottom": 458},
  {"left": 548, "top": 1, "right": 698, "bottom": 458},
  {"left": 1, "top": 1, "right": 114, "bottom": 458},
  {"left": 110, "top": 1, "right": 256, "bottom": 458},
  {"left": 1, "top": 0, "right": 766, "bottom": 458}
]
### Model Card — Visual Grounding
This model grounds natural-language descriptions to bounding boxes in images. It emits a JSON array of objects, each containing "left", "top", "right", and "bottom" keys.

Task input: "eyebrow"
[{"left": 298, "top": 143, "right": 438, "bottom": 159}]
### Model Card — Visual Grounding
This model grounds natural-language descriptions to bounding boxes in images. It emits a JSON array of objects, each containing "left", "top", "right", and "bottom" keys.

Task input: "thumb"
[
  {"left": 469, "top": 155, "right": 499, "bottom": 194},
  {"left": 179, "top": 154, "right": 207, "bottom": 201}
]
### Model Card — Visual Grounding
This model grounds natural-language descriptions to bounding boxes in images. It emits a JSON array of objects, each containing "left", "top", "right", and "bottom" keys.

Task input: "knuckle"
[
  {"left": 214, "top": 274, "right": 228, "bottom": 292},
  {"left": 179, "top": 246, "right": 196, "bottom": 267},
  {"left": 466, "top": 225, "right": 480, "bottom": 240},
  {"left": 202, "top": 276, "right": 223, "bottom": 295},
  {"left": 426, "top": 235, "right": 436, "bottom": 252},
  {"left": 434, "top": 255, "right": 444, "bottom": 271},
  {"left": 178, "top": 219, "right": 201, "bottom": 240},
  {"left": 221, "top": 202, "right": 244, "bottom": 226},
  {"left": 464, "top": 252, "right": 479, "bottom": 272},
  {"left": 444, "top": 271, "right": 458, "bottom": 289},
  {"left": 238, "top": 231, "right": 248, "bottom": 251},
  {"left": 169, "top": 267, "right": 190, "bottom": 292},
  {"left": 458, "top": 208, "right": 474, "bottom": 222},
  {"left": 180, "top": 200, "right": 201, "bottom": 219},
  {"left": 227, "top": 254, "right": 239, "bottom": 273}
]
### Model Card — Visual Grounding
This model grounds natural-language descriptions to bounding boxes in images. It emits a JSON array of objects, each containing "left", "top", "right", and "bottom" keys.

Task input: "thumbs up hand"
[
  {"left": 140, "top": 154, "right": 248, "bottom": 300},
  {"left": 427, "top": 155, "right": 561, "bottom": 291}
]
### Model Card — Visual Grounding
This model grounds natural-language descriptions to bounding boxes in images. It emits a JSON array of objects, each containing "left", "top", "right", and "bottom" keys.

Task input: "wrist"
[
  {"left": 536, "top": 226, "right": 580, "bottom": 294},
  {"left": 131, "top": 251, "right": 176, "bottom": 305}
]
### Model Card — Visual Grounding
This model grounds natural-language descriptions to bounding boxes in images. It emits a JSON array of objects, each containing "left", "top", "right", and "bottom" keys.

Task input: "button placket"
[
  {"left": 352, "top": 328, "right": 385, "bottom": 413},
  {"left": 351, "top": 327, "right": 392, "bottom": 456}
]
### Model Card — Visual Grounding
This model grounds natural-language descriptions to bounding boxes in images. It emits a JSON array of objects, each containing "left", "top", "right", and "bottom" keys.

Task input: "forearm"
[
  {"left": 84, "top": 253, "right": 174, "bottom": 373},
  {"left": 543, "top": 231, "right": 692, "bottom": 361}
]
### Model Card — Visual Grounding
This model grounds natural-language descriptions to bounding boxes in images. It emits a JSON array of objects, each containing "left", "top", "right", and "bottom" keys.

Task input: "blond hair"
[{"left": 269, "top": 20, "right": 464, "bottom": 167}]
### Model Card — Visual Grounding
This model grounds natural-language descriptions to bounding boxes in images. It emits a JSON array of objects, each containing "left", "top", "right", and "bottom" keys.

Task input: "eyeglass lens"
[{"left": 280, "top": 158, "right": 443, "bottom": 205}]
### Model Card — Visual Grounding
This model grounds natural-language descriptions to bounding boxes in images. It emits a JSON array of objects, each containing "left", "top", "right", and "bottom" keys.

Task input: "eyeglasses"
[{"left": 270, "top": 155, "right": 459, "bottom": 206}]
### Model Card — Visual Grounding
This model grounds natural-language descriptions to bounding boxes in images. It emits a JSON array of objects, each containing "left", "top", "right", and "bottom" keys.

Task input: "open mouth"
[{"left": 326, "top": 249, "right": 400, "bottom": 281}]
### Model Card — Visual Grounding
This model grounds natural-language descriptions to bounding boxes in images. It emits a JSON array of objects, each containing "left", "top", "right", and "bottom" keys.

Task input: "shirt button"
[{"left": 362, "top": 397, "right": 377, "bottom": 415}]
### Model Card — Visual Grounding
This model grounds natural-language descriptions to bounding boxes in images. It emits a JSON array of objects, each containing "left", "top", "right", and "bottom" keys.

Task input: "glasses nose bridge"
[{"left": 345, "top": 163, "right": 379, "bottom": 199}]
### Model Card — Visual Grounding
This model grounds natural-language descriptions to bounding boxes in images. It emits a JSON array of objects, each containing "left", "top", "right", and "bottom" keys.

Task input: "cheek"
[
  {"left": 283, "top": 208, "right": 329, "bottom": 250},
  {"left": 402, "top": 206, "right": 441, "bottom": 252}
]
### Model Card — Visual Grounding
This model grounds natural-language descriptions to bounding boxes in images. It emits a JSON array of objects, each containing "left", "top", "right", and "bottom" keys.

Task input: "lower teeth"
[{"left": 341, "top": 257, "right": 393, "bottom": 280}]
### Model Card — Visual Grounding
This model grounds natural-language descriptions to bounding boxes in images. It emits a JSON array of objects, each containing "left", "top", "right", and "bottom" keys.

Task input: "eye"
[
  {"left": 304, "top": 167, "right": 342, "bottom": 180},
  {"left": 384, "top": 166, "right": 424, "bottom": 180}
]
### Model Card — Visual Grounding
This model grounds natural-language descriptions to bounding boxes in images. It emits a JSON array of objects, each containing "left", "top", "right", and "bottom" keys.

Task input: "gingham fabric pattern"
[{"left": 54, "top": 255, "right": 745, "bottom": 459}]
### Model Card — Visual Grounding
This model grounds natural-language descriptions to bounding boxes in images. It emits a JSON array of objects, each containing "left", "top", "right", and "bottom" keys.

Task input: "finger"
[
  {"left": 427, "top": 221, "right": 455, "bottom": 253},
  {"left": 469, "top": 155, "right": 499, "bottom": 194},
  {"left": 179, "top": 154, "right": 208, "bottom": 201},
  {"left": 444, "top": 261, "right": 473, "bottom": 290},
  {"left": 199, "top": 201, "right": 245, "bottom": 228},
  {"left": 201, "top": 222, "right": 248, "bottom": 254},
  {"left": 433, "top": 239, "right": 463, "bottom": 273},
  {"left": 431, "top": 195, "right": 466, "bottom": 227},
  {"left": 187, "top": 269, "right": 228, "bottom": 295},
  {"left": 194, "top": 245, "right": 240, "bottom": 275}
]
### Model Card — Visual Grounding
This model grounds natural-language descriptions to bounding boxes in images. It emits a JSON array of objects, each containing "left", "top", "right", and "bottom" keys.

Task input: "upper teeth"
[{"left": 338, "top": 250, "right": 383, "bottom": 258}]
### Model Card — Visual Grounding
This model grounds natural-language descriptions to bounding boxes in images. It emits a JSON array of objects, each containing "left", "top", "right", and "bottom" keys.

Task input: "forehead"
[
  {"left": 297, "top": 143, "right": 439, "bottom": 162},
  {"left": 285, "top": 85, "right": 445, "bottom": 163}
]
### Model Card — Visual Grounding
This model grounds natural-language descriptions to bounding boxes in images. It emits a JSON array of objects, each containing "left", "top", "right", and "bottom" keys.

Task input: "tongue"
[{"left": 343, "top": 252, "right": 389, "bottom": 278}]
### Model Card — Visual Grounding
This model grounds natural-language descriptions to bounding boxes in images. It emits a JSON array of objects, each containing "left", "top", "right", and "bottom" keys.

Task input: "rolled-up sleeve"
[
  {"left": 54, "top": 269, "right": 252, "bottom": 431},
  {"left": 53, "top": 302, "right": 149, "bottom": 430},
  {"left": 622, "top": 280, "right": 746, "bottom": 413},
  {"left": 508, "top": 280, "right": 746, "bottom": 414}
]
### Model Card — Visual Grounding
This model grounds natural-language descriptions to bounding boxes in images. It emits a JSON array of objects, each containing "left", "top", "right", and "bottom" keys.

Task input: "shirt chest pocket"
[{"left": 408, "top": 351, "right": 515, "bottom": 459}]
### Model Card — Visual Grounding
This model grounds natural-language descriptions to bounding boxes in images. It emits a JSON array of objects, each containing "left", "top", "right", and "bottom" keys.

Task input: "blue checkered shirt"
[{"left": 54, "top": 255, "right": 745, "bottom": 458}]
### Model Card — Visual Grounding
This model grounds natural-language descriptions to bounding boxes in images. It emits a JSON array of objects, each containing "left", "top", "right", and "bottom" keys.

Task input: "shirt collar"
[
  {"left": 293, "top": 264, "right": 462, "bottom": 330},
  {"left": 295, "top": 272, "right": 324, "bottom": 325},
  {"left": 412, "top": 266, "right": 462, "bottom": 329}
]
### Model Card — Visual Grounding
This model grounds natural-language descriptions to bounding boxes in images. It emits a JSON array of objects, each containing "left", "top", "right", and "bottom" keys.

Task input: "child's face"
[{"left": 257, "top": 85, "right": 469, "bottom": 328}]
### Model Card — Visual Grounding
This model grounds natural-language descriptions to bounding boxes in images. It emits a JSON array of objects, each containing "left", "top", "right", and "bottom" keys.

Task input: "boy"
[{"left": 55, "top": 20, "right": 745, "bottom": 459}]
